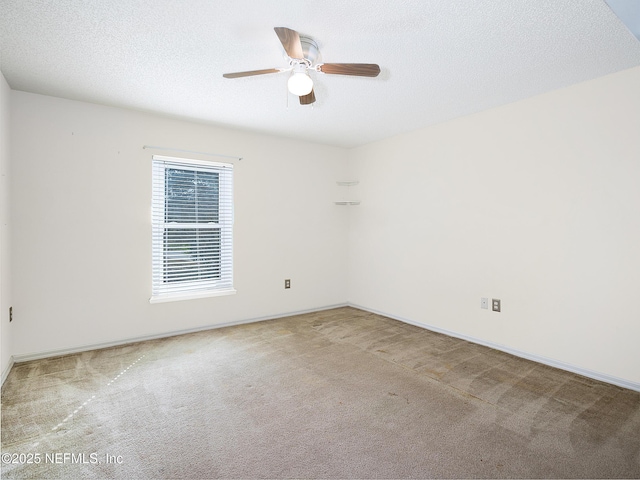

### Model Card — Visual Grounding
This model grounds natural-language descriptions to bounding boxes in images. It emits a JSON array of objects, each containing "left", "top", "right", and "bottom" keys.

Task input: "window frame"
[{"left": 150, "top": 155, "right": 235, "bottom": 303}]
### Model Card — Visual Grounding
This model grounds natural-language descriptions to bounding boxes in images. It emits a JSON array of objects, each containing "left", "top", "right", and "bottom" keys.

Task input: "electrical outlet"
[
  {"left": 481, "top": 298, "right": 488, "bottom": 309},
  {"left": 9, "top": 306, "right": 12, "bottom": 322},
  {"left": 284, "top": 279, "right": 291, "bottom": 289},
  {"left": 492, "top": 299, "right": 501, "bottom": 312}
]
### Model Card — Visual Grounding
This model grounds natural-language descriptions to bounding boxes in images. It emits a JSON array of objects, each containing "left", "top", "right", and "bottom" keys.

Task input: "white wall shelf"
[{"left": 335, "top": 181, "right": 360, "bottom": 205}]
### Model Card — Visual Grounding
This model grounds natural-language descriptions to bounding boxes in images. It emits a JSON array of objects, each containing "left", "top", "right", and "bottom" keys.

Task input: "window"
[{"left": 151, "top": 155, "right": 234, "bottom": 302}]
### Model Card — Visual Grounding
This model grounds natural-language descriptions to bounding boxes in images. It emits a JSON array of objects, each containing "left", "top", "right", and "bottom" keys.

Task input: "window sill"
[{"left": 149, "top": 288, "right": 237, "bottom": 304}]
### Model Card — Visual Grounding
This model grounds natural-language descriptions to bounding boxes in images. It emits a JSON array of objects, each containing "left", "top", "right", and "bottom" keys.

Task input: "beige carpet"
[{"left": 1, "top": 306, "right": 639, "bottom": 479}]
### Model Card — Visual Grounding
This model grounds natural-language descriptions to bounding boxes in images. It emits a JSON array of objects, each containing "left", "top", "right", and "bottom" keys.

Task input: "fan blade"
[
  {"left": 318, "top": 63, "right": 380, "bottom": 77},
  {"left": 299, "top": 89, "right": 316, "bottom": 105},
  {"left": 223, "top": 68, "right": 282, "bottom": 79},
  {"left": 274, "top": 27, "right": 304, "bottom": 59}
]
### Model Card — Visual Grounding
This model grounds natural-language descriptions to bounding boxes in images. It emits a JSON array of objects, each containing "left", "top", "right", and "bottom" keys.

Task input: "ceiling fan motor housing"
[{"left": 299, "top": 36, "right": 319, "bottom": 64}]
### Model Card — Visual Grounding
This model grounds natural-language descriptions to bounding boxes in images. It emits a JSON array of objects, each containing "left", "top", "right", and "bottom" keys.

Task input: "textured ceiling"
[{"left": 1, "top": 0, "right": 640, "bottom": 148}]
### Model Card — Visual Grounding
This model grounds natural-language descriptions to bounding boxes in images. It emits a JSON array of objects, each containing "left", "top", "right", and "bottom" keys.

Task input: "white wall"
[
  {"left": 10, "top": 92, "right": 348, "bottom": 357},
  {"left": 0, "top": 71, "right": 13, "bottom": 378},
  {"left": 7, "top": 66, "right": 640, "bottom": 389},
  {"left": 347, "top": 66, "right": 640, "bottom": 385}
]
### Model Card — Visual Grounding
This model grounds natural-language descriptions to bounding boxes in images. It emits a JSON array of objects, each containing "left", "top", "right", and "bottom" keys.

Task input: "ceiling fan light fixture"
[
  {"left": 287, "top": 71, "right": 313, "bottom": 96},
  {"left": 223, "top": 27, "right": 380, "bottom": 106}
]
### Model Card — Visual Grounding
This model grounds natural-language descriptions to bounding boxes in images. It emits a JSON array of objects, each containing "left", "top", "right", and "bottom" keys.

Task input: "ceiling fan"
[{"left": 223, "top": 27, "right": 381, "bottom": 105}]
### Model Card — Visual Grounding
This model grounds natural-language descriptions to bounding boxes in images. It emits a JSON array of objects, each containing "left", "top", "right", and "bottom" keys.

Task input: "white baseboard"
[
  {"left": 1, "top": 355, "right": 15, "bottom": 386},
  {"left": 349, "top": 303, "right": 640, "bottom": 393},
  {"left": 11, "top": 303, "right": 349, "bottom": 364}
]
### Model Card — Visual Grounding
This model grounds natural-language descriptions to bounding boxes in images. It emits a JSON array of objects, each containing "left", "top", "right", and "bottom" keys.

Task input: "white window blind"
[{"left": 151, "top": 155, "right": 234, "bottom": 302}]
